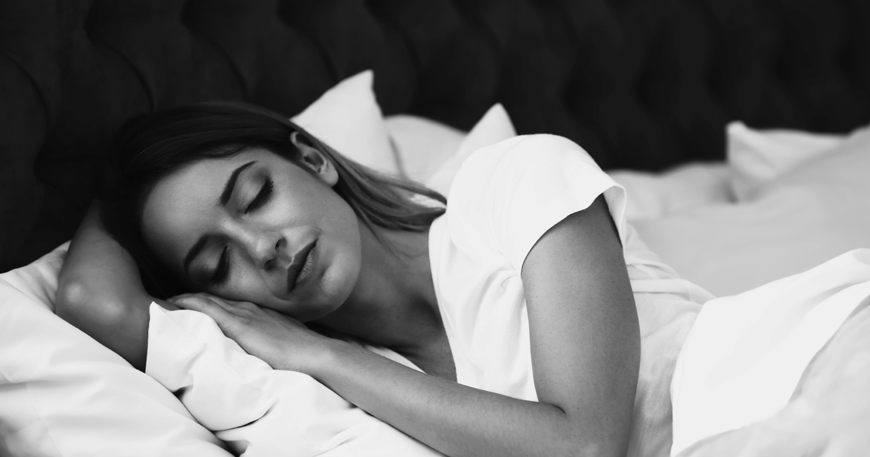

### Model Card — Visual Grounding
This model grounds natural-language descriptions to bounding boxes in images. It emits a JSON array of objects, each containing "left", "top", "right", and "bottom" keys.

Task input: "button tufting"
[{"left": 1, "top": 0, "right": 870, "bottom": 270}]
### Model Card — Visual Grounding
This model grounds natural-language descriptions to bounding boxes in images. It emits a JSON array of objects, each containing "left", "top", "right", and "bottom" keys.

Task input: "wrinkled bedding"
[
  {"left": 670, "top": 250, "right": 870, "bottom": 455},
  {"left": 676, "top": 296, "right": 870, "bottom": 456}
]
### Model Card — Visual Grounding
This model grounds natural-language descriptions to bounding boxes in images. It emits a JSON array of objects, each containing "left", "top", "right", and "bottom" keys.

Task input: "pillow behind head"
[
  {"left": 385, "top": 103, "right": 517, "bottom": 193},
  {"left": 425, "top": 104, "right": 516, "bottom": 195},
  {"left": 385, "top": 115, "right": 466, "bottom": 183},
  {"left": 292, "top": 70, "right": 400, "bottom": 176}
]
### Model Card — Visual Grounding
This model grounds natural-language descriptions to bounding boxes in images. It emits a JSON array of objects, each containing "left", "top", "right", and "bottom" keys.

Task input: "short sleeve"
[{"left": 445, "top": 134, "right": 628, "bottom": 271}]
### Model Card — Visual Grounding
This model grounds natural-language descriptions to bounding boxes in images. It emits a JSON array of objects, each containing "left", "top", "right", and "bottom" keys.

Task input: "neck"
[{"left": 313, "top": 222, "right": 442, "bottom": 351}]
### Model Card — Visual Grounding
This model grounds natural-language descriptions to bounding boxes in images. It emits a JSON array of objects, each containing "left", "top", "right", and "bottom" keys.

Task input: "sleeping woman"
[{"left": 56, "top": 102, "right": 712, "bottom": 457}]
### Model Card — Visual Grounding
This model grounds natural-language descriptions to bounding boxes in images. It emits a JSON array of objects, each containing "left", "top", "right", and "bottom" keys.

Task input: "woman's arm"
[
  {"left": 56, "top": 202, "right": 170, "bottom": 370},
  {"left": 176, "top": 196, "right": 640, "bottom": 457},
  {"left": 318, "top": 196, "right": 638, "bottom": 457}
]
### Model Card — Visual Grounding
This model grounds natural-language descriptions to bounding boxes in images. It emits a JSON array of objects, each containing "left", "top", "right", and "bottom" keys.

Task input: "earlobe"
[{"left": 290, "top": 132, "right": 339, "bottom": 187}]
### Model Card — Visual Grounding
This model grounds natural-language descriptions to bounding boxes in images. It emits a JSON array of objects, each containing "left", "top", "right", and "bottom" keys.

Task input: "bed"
[{"left": 2, "top": 1, "right": 870, "bottom": 456}]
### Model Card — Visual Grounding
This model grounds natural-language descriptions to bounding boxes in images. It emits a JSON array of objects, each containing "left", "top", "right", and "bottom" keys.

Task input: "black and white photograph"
[{"left": 1, "top": 1, "right": 869, "bottom": 456}]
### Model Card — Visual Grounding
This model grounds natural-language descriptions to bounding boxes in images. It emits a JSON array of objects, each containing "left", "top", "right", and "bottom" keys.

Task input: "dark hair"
[{"left": 100, "top": 101, "right": 446, "bottom": 298}]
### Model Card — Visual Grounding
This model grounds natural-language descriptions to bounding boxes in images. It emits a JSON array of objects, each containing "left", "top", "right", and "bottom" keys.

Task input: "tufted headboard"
[{"left": 2, "top": 0, "right": 870, "bottom": 272}]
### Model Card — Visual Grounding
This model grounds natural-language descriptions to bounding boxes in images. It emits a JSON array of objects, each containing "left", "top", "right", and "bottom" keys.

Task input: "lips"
[{"left": 286, "top": 239, "right": 317, "bottom": 293}]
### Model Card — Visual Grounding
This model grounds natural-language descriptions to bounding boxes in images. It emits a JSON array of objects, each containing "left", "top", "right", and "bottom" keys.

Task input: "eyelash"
[
  {"left": 211, "top": 246, "right": 230, "bottom": 284},
  {"left": 244, "top": 178, "right": 274, "bottom": 214}
]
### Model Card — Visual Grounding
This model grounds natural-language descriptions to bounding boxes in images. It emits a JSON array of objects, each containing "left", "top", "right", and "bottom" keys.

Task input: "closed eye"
[
  {"left": 245, "top": 178, "right": 274, "bottom": 214},
  {"left": 210, "top": 245, "right": 231, "bottom": 285}
]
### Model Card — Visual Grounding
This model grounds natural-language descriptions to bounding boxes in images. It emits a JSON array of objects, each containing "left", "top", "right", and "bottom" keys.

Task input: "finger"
[
  {"left": 171, "top": 295, "right": 236, "bottom": 324},
  {"left": 197, "top": 293, "right": 237, "bottom": 314},
  {"left": 258, "top": 306, "right": 304, "bottom": 324},
  {"left": 167, "top": 293, "right": 213, "bottom": 308},
  {"left": 197, "top": 293, "right": 257, "bottom": 311},
  {"left": 258, "top": 306, "right": 285, "bottom": 318},
  {"left": 167, "top": 293, "right": 195, "bottom": 304},
  {"left": 213, "top": 296, "right": 260, "bottom": 313},
  {"left": 234, "top": 300, "right": 260, "bottom": 312},
  {"left": 173, "top": 293, "right": 239, "bottom": 315}
]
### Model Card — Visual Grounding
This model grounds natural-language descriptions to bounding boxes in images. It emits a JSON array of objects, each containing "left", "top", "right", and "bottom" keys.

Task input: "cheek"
[
  {"left": 290, "top": 205, "right": 361, "bottom": 320},
  {"left": 322, "top": 236, "right": 361, "bottom": 301},
  {"left": 329, "top": 199, "right": 363, "bottom": 280},
  {"left": 211, "top": 264, "right": 268, "bottom": 304}
]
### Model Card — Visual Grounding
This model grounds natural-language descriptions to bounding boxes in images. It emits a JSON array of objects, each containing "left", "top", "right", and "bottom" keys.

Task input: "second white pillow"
[{"left": 425, "top": 104, "right": 516, "bottom": 195}]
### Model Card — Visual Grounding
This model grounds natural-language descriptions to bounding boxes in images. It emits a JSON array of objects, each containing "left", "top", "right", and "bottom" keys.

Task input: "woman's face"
[{"left": 141, "top": 143, "right": 362, "bottom": 321}]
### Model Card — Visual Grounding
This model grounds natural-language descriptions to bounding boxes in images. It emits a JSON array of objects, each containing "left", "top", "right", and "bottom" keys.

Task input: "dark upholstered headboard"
[{"left": 2, "top": 0, "right": 870, "bottom": 271}]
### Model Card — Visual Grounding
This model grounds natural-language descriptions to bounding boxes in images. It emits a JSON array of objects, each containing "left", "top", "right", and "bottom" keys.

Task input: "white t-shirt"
[{"left": 428, "top": 134, "right": 713, "bottom": 457}]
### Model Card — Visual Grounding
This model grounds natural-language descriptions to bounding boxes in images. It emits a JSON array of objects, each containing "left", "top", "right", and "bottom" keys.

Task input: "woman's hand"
[{"left": 169, "top": 293, "right": 332, "bottom": 373}]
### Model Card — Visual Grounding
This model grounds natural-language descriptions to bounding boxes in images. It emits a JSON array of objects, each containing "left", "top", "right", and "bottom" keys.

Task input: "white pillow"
[
  {"left": 612, "top": 121, "right": 852, "bottom": 223},
  {"left": 0, "top": 244, "right": 232, "bottom": 457},
  {"left": 146, "top": 304, "right": 442, "bottom": 457},
  {"left": 726, "top": 121, "right": 848, "bottom": 200},
  {"left": 671, "top": 249, "right": 870, "bottom": 456},
  {"left": 293, "top": 70, "right": 400, "bottom": 175},
  {"left": 604, "top": 122, "right": 853, "bottom": 223},
  {"left": 424, "top": 104, "right": 516, "bottom": 195},
  {"left": 385, "top": 115, "right": 465, "bottom": 183}
]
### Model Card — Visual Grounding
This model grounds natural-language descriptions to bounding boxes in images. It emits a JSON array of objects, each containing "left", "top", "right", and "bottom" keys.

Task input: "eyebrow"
[{"left": 219, "top": 161, "right": 256, "bottom": 207}]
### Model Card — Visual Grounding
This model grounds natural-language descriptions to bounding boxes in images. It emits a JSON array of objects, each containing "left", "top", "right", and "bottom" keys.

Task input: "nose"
[{"left": 237, "top": 229, "right": 288, "bottom": 270}]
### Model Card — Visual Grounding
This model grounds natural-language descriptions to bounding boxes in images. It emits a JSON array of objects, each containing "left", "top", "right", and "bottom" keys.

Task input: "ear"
[{"left": 290, "top": 132, "right": 339, "bottom": 187}]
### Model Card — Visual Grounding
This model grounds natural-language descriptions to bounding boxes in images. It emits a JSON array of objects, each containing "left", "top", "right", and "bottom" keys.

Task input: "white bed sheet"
[
  {"left": 670, "top": 249, "right": 870, "bottom": 455},
  {"left": 609, "top": 122, "right": 870, "bottom": 456}
]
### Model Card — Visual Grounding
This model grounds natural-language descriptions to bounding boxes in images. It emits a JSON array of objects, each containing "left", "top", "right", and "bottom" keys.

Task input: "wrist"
[{"left": 302, "top": 337, "right": 353, "bottom": 381}]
